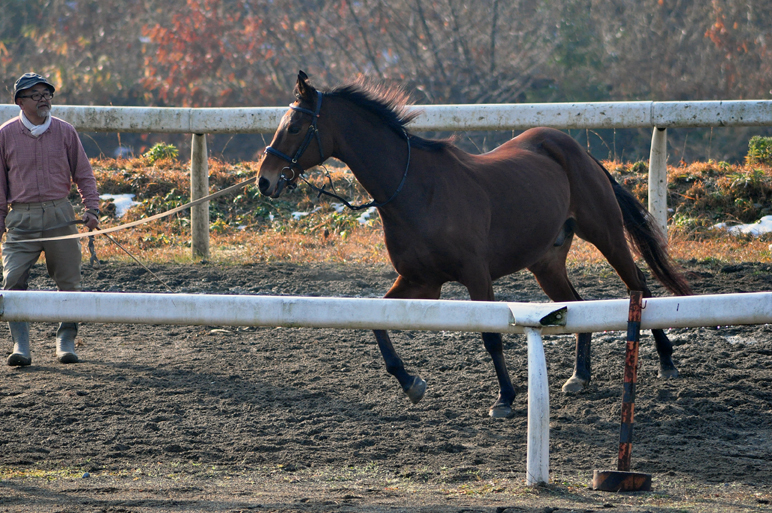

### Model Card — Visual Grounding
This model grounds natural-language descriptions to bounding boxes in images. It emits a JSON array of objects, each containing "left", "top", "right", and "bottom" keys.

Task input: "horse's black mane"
[{"left": 325, "top": 82, "right": 453, "bottom": 152}]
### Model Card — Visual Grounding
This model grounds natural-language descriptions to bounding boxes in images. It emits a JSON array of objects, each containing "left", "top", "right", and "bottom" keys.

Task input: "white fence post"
[
  {"left": 191, "top": 133, "right": 209, "bottom": 259},
  {"left": 525, "top": 326, "right": 550, "bottom": 486},
  {"left": 648, "top": 127, "right": 668, "bottom": 236}
]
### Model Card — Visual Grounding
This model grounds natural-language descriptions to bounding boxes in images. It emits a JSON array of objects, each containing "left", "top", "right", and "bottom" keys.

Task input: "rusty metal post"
[
  {"left": 618, "top": 290, "right": 643, "bottom": 472},
  {"left": 593, "top": 291, "right": 652, "bottom": 492}
]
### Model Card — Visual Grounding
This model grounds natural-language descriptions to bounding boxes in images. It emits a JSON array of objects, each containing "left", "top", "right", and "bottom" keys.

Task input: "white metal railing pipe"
[
  {"left": 413, "top": 102, "right": 653, "bottom": 131},
  {"left": 525, "top": 326, "right": 551, "bottom": 486},
  {"left": 0, "top": 291, "right": 557, "bottom": 331},
  {"left": 3, "top": 100, "right": 772, "bottom": 133},
  {"left": 1, "top": 290, "right": 771, "bottom": 333},
  {"left": 648, "top": 127, "right": 669, "bottom": 234},
  {"left": 0, "top": 105, "right": 195, "bottom": 133},
  {"left": 651, "top": 100, "right": 772, "bottom": 128}
]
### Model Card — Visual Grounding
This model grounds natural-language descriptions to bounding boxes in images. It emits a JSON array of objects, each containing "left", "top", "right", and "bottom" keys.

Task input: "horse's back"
[
  {"left": 505, "top": 127, "right": 590, "bottom": 163},
  {"left": 504, "top": 127, "right": 619, "bottom": 207},
  {"left": 467, "top": 127, "right": 594, "bottom": 182},
  {"left": 443, "top": 129, "right": 578, "bottom": 276},
  {"left": 468, "top": 127, "right": 626, "bottom": 275}
]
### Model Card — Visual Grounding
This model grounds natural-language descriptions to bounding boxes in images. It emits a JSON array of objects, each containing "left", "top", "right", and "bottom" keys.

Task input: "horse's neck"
[{"left": 331, "top": 115, "right": 411, "bottom": 203}]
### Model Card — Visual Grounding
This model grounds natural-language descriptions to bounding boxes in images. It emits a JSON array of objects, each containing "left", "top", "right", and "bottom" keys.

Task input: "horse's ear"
[{"left": 295, "top": 70, "right": 315, "bottom": 101}]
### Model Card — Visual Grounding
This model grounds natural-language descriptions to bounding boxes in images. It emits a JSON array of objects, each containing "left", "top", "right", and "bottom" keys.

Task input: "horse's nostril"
[{"left": 258, "top": 176, "right": 271, "bottom": 195}]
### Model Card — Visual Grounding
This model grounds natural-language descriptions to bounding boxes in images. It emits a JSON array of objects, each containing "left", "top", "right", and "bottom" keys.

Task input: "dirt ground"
[{"left": 1, "top": 259, "right": 771, "bottom": 512}]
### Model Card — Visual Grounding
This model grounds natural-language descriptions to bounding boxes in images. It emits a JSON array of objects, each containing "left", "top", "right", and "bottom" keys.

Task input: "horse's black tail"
[{"left": 592, "top": 156, "right": 693, "bottom": 296}]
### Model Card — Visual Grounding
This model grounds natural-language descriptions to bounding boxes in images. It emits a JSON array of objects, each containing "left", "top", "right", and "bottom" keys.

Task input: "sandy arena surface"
[{"left": 1, "top": 260, "right": 771, "bottom": 512}]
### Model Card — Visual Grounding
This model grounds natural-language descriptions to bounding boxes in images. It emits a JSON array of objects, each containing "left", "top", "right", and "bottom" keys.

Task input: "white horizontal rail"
[
  {"left": 0, "top": 291, "right": 555, "bottom": 331},
  {"left": 1, "top": 291, "right": 770, "bottom": 332},
  {"left": 2, "top": 100, "right": 771, "bottom": 133}
]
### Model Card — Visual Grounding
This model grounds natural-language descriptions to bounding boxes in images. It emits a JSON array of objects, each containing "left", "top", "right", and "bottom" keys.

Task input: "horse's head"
[{"left": 258, "top": 70, "right": 328, "bottom": 198}]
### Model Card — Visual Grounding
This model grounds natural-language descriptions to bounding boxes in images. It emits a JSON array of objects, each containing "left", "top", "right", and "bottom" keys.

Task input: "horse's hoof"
[
  {"left": 561, "top": 375, "right": 588, "bottom": 393},
  {"left": 405, "top": 376, "right": 426, "bottom": 404},
  {"left": 489, "top": 403, "right": 513, "bottom": 419},
  {"left": 658, "top": 367, "right": 679, "bottom": 379}
]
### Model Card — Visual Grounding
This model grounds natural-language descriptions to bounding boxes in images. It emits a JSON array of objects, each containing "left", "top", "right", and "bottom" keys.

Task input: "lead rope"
[
  {"left": 3, "top": 176, "right": 258, "bottom": 244},
  {"left": 3, "top": 178, "right": 257, "bottom": 293},
  {"left": 101, "top": 232, "right": 174, "bottom": 292}
]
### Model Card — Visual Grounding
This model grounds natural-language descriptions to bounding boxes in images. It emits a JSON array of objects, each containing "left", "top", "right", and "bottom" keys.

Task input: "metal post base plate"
[{"left": 592, "top": 470, "right": 652, "bottom": 492}]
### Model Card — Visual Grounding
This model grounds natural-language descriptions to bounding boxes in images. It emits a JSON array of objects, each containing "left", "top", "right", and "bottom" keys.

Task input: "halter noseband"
[{"left": 264, "top": 93, "right": 324, "bottom": 190}]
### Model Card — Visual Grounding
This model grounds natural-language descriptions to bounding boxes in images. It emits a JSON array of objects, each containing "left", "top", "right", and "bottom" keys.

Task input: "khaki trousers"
[{"left": 2, "top": 198, "right": 82, "bottom": 291}]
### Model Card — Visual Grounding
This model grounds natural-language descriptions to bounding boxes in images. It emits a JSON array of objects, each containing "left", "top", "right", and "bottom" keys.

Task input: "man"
[{"left": 0, "top": 73, "right": 100, "bottom": 366}]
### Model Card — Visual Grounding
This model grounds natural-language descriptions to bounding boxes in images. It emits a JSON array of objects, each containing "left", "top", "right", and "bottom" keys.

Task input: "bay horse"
[{"left": 257, "top": 71, "right": 692, "bottom": 418}]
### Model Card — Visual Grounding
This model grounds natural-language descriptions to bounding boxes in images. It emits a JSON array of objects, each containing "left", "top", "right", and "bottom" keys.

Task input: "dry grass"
[
  {"left": 44, "top": 156, "right": 772, "bottom": 268},
  {"left": 566, "top": 235, "right": 772, "bottom": 267},
  {"left": 92, "top": 226, "right": 389, "bottom": 265},
  {"left": 87, "top": 226, "right": 772, "bottom": 268},
  {"left": 3, "top": 463, "right": 770, "bottom": 512}
]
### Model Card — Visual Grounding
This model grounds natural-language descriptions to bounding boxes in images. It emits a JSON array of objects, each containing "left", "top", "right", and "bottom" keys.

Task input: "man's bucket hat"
[{"left": 13, "top": 73, "right": 56, "bottom": 102}]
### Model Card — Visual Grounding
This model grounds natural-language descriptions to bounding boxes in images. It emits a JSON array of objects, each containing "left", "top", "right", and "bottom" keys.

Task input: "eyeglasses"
[{"left": 18, "top": 91, "right": 54, "bottom": 101}]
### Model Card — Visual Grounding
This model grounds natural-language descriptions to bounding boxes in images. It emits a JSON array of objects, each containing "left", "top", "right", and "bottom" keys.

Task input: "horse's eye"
[{"left": 288, "top": 126, "right": 301, "bottom": 135}]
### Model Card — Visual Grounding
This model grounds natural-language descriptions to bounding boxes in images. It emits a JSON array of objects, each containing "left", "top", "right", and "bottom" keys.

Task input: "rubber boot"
[
  {"left": 55, "top": 322, "right": 79, "bottom": 364},
  {"left": 7, "top": 321, "right": 31, "bottom": 366}
]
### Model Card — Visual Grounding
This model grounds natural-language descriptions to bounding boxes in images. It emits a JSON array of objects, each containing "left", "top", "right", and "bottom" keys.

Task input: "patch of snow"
[
  {"left": 99, "top": 193, "right": 138, "bottom": 217},
  {"left": 712, "top": 215, "right": 772, "bottom": 236},
  {"left": 291, "top": 206, "right": 322, "bottom": 220},
  {"left": 357, "top": 206, "right": 378, "bottom": 225}
]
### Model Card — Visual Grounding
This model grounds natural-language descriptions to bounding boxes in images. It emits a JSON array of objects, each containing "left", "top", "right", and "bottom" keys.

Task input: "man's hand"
[{"left": 83, "top": 209, "right": 99, "bottom": 230}]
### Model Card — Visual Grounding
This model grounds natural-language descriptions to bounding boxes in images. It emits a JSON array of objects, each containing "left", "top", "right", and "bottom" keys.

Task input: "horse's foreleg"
[
  {"left": 482, "top": 332, "right": 516, "bottom": 418},
  {"left": 373, "top": 329, "right": 426, "bottom": 404},
  {"left": 374, "top": 276, "right": 439, "bottom": 405},
  {"left": 462, "top": 274, "right": 516, "bottom": 418}
]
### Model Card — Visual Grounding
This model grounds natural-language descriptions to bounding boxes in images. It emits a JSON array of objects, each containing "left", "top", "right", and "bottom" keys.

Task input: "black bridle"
[
  {"left": 263, "top": 92, "right": 411, "bottom": 211},
  {"left": 264, "top": 93, "right": 325, "bottom": 192}
]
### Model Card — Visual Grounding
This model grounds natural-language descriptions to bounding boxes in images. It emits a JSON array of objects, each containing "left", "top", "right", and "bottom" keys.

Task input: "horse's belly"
[
  {"left": 487, "top": 198, "right": 569, "bottom": 276},
  {"left": 489, "top": 233, "right": 563, "bottom": 278}
]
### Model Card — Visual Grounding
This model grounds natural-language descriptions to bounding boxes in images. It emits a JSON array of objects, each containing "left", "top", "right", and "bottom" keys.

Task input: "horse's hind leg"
[
  {"left": 653, "top": 328, "right": 678, "bottom": 378},
  {"left": 574, "top": 218, "right": 679, "bottom": 379},
  {"left": 609, "top": 268, "right": 678, "bottom": 379},
  {"left": 528, "top": 240, "right": 593, "bottom": 393},
  {"left": 373, "top": 276, "right": 442, "bottom": 405}
]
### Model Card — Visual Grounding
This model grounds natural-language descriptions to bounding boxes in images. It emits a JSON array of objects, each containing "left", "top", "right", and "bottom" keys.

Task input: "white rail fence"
[
  {"left": 2, "top": 289, "right": 771, "bottom": 484},
  {"left": 3, "top": 100, "right": 772, "bottom": 256},
  {"left": 3, "top": 101, "right": 770, "bottom": 484}
]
